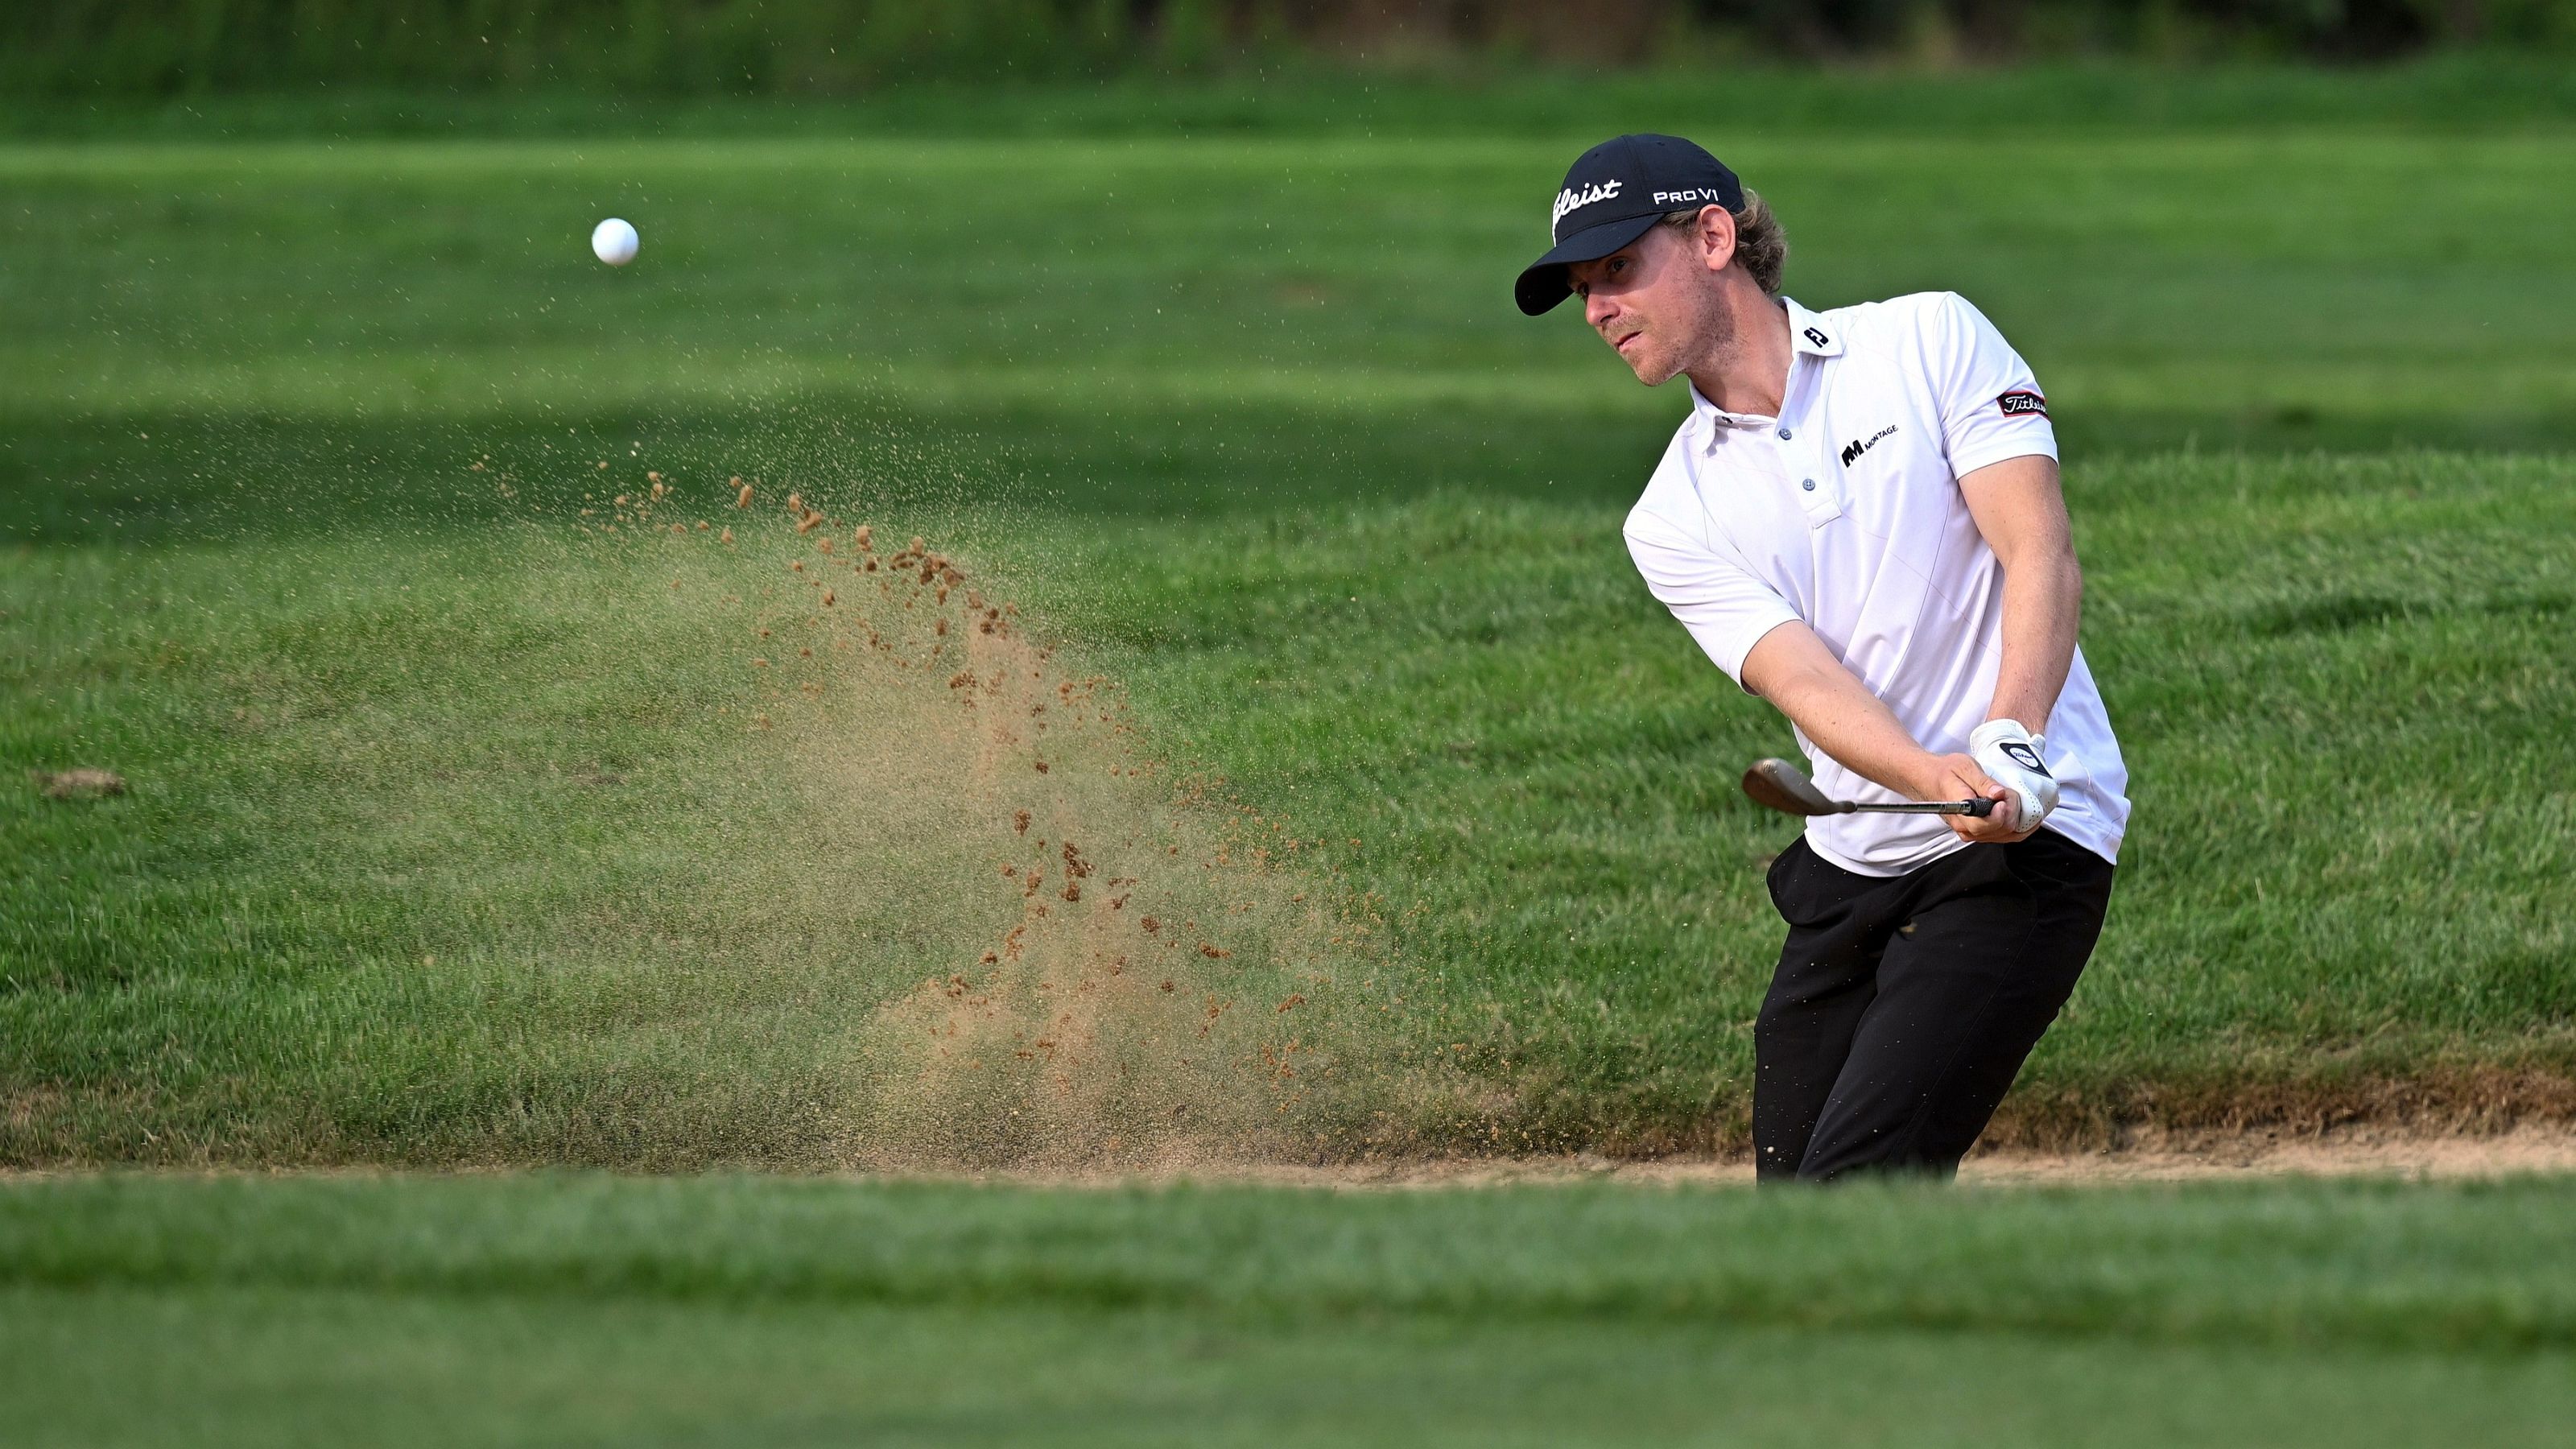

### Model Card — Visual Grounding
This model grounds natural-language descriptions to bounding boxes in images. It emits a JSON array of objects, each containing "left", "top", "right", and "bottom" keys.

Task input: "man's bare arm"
[
  {"left": 1958, "top": 454, "right": 2079, "bottom": 730},
  {"left": 1741, "top": 621, "right": 2029, "bottom": 844}
]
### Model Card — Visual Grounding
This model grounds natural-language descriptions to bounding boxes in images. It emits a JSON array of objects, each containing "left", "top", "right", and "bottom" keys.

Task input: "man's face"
[{"left": 1567, "top": 223, "right": 1725, "bottom": 387}]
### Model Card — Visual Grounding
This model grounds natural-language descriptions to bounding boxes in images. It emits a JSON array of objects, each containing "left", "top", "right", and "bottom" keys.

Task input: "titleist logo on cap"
[
  {"left": 1516, "top": 136, "right": 1744, "bottom": 316},
  {"left": 1551, "top": 180, "right": 1623, "bottom": 236}
]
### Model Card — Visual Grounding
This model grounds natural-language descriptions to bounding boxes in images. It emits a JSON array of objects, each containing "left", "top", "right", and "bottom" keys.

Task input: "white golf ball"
[{"left": 592, "top": 217, "right": 639, "bottom": 266}]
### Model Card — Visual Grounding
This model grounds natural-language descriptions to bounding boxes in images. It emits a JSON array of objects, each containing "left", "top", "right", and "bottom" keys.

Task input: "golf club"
[{"left": 1740, "top": 758, "right": 1996, "bottom": 818}]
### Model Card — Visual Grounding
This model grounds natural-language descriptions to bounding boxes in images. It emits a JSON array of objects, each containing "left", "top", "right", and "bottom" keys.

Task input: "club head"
[{"left": 1740, "top": 758, "right": 1849, "bottom": 817}]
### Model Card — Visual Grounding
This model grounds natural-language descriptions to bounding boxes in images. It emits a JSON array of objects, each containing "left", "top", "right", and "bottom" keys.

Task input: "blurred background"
[{"left": 12, "top": 0, "right": 2576, "bottom": 96}]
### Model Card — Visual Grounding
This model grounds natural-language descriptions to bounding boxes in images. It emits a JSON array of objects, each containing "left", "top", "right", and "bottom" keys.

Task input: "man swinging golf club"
[{"left": 1518, "top": 134, "right": 2132, "bottom": 1183}]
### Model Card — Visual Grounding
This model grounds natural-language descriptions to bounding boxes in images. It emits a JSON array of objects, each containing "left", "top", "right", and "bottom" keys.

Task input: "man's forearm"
[
  {"left": 1986, "top": 548, "right": 2080, "bottom": 729},
  {"left": 1743, "top": 623, "right": 1945, "bottom": 800}
]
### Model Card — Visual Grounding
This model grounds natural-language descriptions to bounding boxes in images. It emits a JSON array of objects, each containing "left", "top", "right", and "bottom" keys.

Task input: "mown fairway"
[{"left": 6, "top": 71, "right": 2576, "bottom": 1162}]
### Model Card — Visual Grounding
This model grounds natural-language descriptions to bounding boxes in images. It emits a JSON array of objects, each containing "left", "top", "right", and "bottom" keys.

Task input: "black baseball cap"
[{"left": 1515, "top": 134, "right": 1745, "bottom": 316}]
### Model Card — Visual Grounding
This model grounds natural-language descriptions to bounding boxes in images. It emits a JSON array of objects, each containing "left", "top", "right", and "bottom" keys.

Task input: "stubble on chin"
[
  {"left": 1610, "top": 325, "right": 1678, "bottom": 386},
  {"left": 1633, "top": 345, "right": 1684, "bottom": 387},
  {"left": 1622, "top": 291, "right": 1732, "bottom": 390}
]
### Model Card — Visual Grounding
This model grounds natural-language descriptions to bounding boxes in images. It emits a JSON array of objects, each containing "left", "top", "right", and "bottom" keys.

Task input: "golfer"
[{"left": 1517, "top": 134, "right": 2131, "bottom": 1182}]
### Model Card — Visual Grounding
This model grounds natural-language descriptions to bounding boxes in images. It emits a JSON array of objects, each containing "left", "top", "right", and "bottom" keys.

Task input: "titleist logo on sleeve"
[{"left": 1996, "top": 391, "right": 2049, "bottom": 418}]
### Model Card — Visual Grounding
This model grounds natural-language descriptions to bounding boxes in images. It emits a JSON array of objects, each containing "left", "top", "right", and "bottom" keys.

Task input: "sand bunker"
[{"left": 860, "top": 1123, "right": 2576, "bottom": 1191}]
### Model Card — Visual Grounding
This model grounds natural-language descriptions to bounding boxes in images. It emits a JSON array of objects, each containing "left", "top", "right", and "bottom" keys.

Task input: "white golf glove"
[{"left": 1968, "top": 718, "right": 2059, "bottom": 832}]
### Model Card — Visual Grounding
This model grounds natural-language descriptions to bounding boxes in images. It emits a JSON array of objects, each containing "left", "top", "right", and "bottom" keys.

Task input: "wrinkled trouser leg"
[{"left": 1753, "top": 832, "right": 2115, "bottom": 1185}]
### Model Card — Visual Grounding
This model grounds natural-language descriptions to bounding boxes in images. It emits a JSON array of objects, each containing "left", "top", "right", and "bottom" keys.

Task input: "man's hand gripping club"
[{"left": 1968, "top": 718, "right": 2058, "bottom": 833}]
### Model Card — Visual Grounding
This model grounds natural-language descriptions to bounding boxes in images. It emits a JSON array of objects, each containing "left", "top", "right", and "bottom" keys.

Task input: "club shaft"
[{"left": 1851, "top": 799, "right": 1988, "bottom": 816}]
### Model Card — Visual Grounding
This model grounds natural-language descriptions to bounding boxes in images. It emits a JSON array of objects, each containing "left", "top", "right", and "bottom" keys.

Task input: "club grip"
[{"left": 1963, "top": 797, "right": 1996, "bottom": 818}]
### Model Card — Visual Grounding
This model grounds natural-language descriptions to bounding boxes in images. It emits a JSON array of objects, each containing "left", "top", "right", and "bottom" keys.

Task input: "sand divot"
[{"left": 28, "top": 768, "right": 126, "bottom": 800}]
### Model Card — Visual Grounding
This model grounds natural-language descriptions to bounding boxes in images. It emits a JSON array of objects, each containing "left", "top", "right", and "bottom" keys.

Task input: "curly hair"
[{"left": 1661, "top": 188, "right": 1788, "bottom": 297}]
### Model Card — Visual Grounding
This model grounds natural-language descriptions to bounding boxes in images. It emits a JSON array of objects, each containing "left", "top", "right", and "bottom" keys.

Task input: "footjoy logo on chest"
[
  {"left": 1996, "top": 391, "right": 2049, "bottom": 418},
  {"left": 1839, "top": 424, "right": 1898, "bottom": 466},
  {"left": 1550, "top": 180, "right": 1622, "bottom": 233}
]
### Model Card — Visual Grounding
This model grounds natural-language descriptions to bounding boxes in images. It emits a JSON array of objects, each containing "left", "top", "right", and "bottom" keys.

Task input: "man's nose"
[{"left": 1584, "top": 291, "right": 1618, "bottom": 330}]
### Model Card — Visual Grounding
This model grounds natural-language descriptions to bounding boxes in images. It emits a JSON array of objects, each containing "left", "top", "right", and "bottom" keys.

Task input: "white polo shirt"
[{"left": 1623, "top": 292, "right": 2129, "bottom": 876}]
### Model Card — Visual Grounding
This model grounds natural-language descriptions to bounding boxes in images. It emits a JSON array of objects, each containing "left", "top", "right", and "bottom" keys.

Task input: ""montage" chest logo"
[{"left": 1839, "top": 424, "right": 1898, "bottom": 466}]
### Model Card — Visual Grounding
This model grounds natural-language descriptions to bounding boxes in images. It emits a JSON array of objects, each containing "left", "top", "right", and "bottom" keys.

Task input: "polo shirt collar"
[
  {"left": 1688, "top": 298, "right": 1840, "bottom": 431},
  {"left": 1785, "top": 297, "right": 1843, "bottom": 357}
]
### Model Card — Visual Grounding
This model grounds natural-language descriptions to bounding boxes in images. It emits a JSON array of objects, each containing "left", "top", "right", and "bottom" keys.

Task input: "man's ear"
[{"left": 1696, "top": 204, "right": 1739, "bottom": 277}]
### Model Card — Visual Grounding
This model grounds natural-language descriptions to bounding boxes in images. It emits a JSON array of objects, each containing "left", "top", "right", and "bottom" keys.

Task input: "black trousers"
[{"left": 1755, "top": 829, "right": 2116, "bottom": 1183}]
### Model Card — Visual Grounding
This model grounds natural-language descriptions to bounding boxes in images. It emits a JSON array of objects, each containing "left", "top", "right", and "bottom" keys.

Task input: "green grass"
[
  {"left": 8, "top": 1172, "right": 2576, "bottom": 1446},
  {"left": 6, "top": 72, "right": 2575, "bottom": 1163}
]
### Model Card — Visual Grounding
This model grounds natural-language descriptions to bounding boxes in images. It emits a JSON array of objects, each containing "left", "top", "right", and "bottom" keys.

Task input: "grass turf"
[
  {"left": 6, "top": 73, "right": 2575, "bottom": 1162},
  {"left": 7, "top": 1171, "right": 2576, "bottom": 1446}
]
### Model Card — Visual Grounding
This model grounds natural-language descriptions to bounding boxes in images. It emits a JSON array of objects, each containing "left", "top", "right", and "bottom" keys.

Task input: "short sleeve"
[
  {"left": 1623, "top": 508, "right": 1801, "bottom": 691},
  {"left": 1925, "top": 292, "right": 2058, "bottom": 478}
]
